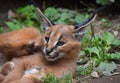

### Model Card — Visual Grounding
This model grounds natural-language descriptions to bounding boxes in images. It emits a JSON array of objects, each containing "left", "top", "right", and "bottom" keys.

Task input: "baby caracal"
[
  {"left": 0, "top": 0, "right": 104, "bottom": 82},
  {"left": 0, "top": 25, "right": 80, "bottom": 83}
]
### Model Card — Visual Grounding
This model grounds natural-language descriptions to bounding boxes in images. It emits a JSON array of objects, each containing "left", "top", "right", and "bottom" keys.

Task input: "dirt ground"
[
  {"left": 76, "top": 60, "right": 120, "bottom": 82},
  {"left": 0, "top": 0, "right": 120, "bottom": 83},
  {"left": 77, "top": 74, "right": 120, "bottom": 83}
]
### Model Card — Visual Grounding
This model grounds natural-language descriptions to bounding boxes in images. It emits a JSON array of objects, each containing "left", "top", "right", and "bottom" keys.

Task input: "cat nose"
[{"left": 46, "top": 48, "right": 53, "bottom": 55}]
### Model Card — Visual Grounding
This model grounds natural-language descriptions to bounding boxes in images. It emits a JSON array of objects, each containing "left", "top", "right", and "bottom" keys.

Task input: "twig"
[
  {"left": 80, "top": 1, "right": 91, "bottom": 8},
  {"left": 110, "top": 72, "right": 120, "bottom": 76}
]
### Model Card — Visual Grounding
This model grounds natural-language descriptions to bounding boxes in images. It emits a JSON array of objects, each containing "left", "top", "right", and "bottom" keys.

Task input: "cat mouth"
[{"left": 45, "top": 52, "right": 60, "bottom": 61}]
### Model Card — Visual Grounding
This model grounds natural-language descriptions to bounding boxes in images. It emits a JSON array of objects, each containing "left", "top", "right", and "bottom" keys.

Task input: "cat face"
[{"left": 43, "top": 25, "right": 80, "bottom": 61}]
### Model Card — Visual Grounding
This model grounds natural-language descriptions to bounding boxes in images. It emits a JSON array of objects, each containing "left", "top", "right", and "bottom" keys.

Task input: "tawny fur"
[
  {"left": 0, "top": 25, "right": 80, "bottom": 83},
  {"left": 0, "top": 27, "right": 41, "bottom": 58},
  {"left": 0, "top": 27, "right": 43, "bottom": 68}
]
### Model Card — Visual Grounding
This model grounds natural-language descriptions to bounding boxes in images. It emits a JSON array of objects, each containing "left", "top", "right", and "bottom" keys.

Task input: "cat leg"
[
  {"left": 0, "top": 74, "right": 5, "bottom": 82},
  {"left": 0, "top": 62, "right": 15, "bottom": 76},
  {"left": 9, "top": 67, "right": 46, "bottom": 83},
  {"left": 0, "top": 62, "right": 14, "bottom": 82},
  {"left": 2, "top": 61, "right": 24, "bottom": 83},
  {"left": 9, "top": 77, "right": 43, "bottom": 83}
]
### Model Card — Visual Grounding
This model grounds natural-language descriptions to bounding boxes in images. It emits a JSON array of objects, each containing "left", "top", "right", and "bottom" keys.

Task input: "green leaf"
[
  {"left": 61, "top": 74, "right": 73, "bottom": 83},
  {"left": 6, "top": 20, "right": 22, "bottom": 30},
  {"left": 60, "top": 12, "right": 73, "bottom": 21},
  {"left": 79, "top": 51, "right": 86, "bottom": 57},
  {"left": 17, "top": 5, "right": 36, "bottom": 15},
  {"left": 75, "top": 14, "right": 85, "bottom": 23},
  {"left": 44, "top": 7, "right": 58, "bottom": 21},
  {"left": 103, "top": 32, "right": 115, "bottom": 44},
  {"left": 44, "top": 7, "right": 90, "bottom": 25},
  {"left": 44, "top": 74, "right": 60, "bottom": 83},
  {"left": 109, "top": 52, "right": 120, "bottom": 59},
  {"left": 0, "top": 26, "right": 6, "bottom": 33},
  {"left": 16, "top": 5, "right": 41, "bottom": 29},
  {"left": 97, "top": 62, "right": 117, "bottom": 75},
  {"left": 96, "top": 0, "right": 111, "bottom": 5},
  {"left": 85, "top": 47, "right": 100, "bottom": 55},
  {"left": 112, "top": 39, "right": 120, "bottom": 45}
]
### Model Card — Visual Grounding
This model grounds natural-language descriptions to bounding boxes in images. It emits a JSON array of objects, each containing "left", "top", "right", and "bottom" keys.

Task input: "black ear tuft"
[
  {"left": 73, "top": 6, "right": 106, "bottom": 41},
  {"left": 28, "top": 0, "right": 54, "bottom": 32},
  {"left": 74, "top": 13, "right": 97, "bottom": 32},
  {"left": 37, "top": 8, "right": 54, "bottom": 32},
  {"left": 74, "top": 6, "right": 106, "bottom": 32}
]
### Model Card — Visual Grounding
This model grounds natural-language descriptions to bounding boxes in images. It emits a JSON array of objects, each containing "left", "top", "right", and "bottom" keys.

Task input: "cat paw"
[
  {"left": 24, "top": 41, "right": 42, "bottom": 53},
  {"left": 0, "top": 62, "right": 15, "bottom": 76},
  {"left": 0, "top": 74, "right": 5, "bottom": 82}
]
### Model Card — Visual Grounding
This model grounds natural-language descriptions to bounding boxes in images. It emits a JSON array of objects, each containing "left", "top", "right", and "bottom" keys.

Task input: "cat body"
[
  {"left": 0, "top": 17, "right": 94, "bottom": 83},
  {"left": 0, "top": 25, "right": 80, "bottom": 83}
]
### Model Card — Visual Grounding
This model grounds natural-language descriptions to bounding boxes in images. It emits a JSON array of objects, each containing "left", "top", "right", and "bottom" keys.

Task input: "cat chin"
[
  {"left": 45, "top": 54, "right": 63, "bottom": 62},
  {"left": 45, "top": 57, "right": 58, "bottom": 61},
  {"left": 45, "top": 52, "right": 65, "bottom": 61}
]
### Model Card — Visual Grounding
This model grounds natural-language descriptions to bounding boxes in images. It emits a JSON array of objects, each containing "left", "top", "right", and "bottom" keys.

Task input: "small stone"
[
  {"left": 91, "top": 71, "right": 99, "bottom": 78},
  {"left": 110, "top": 0, "right": 115, "bottom": 3},
  {"left": 113, "top": 31, "right": 118, "bottom": 37}
]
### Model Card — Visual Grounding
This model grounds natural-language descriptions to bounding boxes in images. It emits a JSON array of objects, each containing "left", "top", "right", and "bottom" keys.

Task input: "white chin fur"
[
  {"left": 45, "top": 57, "right": 57, "bottom": 61},
  {"left": 45, "top": 53, "right": 64, "bottom": 61}
]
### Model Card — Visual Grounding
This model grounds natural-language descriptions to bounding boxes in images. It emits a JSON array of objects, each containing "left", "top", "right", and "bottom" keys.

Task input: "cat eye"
[
  {"left": 56, "top": 41, "right": 65, "bottom": 46},
  {"left": 45, "top": 37, "right": 49, "bottom": 42}
]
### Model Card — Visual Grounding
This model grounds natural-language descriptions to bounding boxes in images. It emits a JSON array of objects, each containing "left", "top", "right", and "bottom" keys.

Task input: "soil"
[
  {"left": 0, "top": 0, "right": 120, "bottom": 83},
  {"left": 77, "top": 74, "right": 120, "bottom": 83}
]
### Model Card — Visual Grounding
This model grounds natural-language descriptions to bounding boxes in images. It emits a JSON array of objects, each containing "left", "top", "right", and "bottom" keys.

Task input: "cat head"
[
  {"left": 29, "top": 0, "right": 98, "bottom": 61},
  {"left": 36, "top": 8, "right": 97, "bottom": 61}
]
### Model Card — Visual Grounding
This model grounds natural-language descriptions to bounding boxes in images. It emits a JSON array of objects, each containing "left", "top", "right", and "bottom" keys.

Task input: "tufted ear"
[
  {"left": 36, "top": 8, "right": 54, "bottom": 32},
  {"left": 73, "top": 6, "right": 105, "bottom": 41},
  {"left": 29, "top": 0, "right": 54, "bottom": 32},
  {"left": 73, "top": 13, "right": 97, "bottom": 41}
]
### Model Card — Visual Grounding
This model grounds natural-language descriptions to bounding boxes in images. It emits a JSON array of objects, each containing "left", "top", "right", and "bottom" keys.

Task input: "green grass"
[
  {"left": 44, "top": 74, "right": 73, "bottom": 83},
  {"left": 77, "top": 24, "right": 120, "bottom": 76}
]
